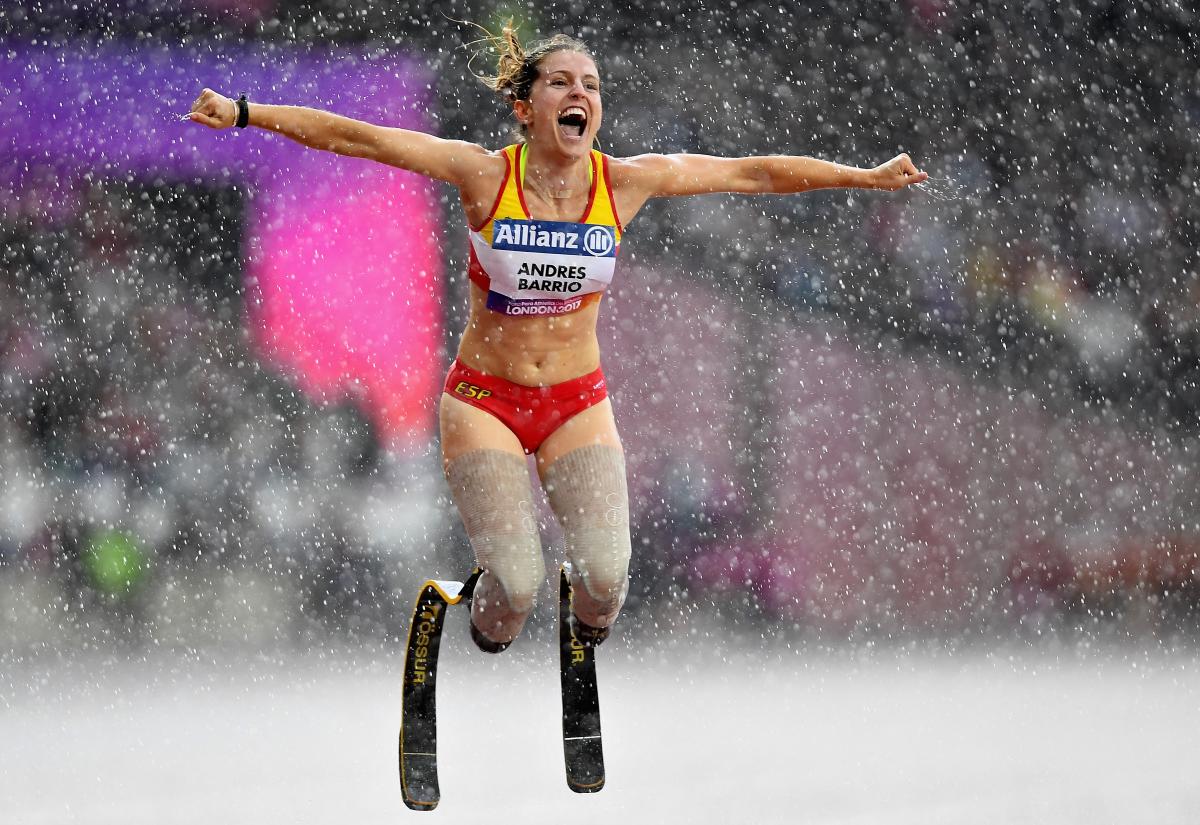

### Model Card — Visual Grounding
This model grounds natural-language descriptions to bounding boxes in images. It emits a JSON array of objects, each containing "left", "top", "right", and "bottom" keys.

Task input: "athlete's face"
[{"left": 516, "top": 50, "right": 602, "bottom": 159}]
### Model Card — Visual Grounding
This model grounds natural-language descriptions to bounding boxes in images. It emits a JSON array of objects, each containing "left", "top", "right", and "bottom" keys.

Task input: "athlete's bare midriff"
[
  {"left": 454, "top": 145, "right": 621, "bottom": 388},
  {"left": 455, "top": 283, "right": 602, "bottom": 386}
]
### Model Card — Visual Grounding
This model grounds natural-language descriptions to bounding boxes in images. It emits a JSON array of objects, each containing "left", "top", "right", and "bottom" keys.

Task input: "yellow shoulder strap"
[
  {"left": 486, "top": 144, "right": 526, "bottom": 224},
  {"left": 587, "top": 150, "right": 623, "bottom": 236}
]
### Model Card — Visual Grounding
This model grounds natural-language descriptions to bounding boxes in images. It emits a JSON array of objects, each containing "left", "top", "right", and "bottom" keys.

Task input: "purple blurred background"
[{"left": 5, "top": 43, "right": 443, "bottom": 447}]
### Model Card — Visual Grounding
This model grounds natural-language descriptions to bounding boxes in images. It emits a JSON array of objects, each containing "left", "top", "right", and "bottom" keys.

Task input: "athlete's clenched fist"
[
  {"left": 868, "top": 153, "right": 928, "bottom": 191},
  {"left": 187, "top": 88, "right": 238, "bottom": 129}
]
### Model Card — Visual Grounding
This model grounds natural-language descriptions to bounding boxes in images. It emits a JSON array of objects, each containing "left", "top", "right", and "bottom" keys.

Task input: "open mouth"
[{"left": 557, "top": 107, "right": 588, "bottom": 139}]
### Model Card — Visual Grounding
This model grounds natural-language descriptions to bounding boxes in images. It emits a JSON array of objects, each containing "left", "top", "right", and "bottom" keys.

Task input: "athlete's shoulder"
[
  {"left": 435, "top": 140, "right": 510, "bottom": 173},
  {"left": 603, "top": 153, "right": 676, "bottom": 189},
  {"left": 464, "top": 143, "right": 514, "bottom": 169},
  {"left": 454, "top": 144, "right": 514, "bottom": 202}
]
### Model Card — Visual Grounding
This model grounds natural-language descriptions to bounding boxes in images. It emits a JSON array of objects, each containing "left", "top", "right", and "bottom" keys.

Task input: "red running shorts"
[{"left": 443, "top": 359, "right": 608, "bottom": 454}]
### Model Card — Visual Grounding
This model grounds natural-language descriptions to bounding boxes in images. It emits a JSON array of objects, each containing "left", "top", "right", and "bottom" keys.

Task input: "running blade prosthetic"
[
  {"left": 398, "top": 572, "right": 479, "bottom": 811},
  {"left": 559, "top": 563, "right": 606, "bottom": 792}
]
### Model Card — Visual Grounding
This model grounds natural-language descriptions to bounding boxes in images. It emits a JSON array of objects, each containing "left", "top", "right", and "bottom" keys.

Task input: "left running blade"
[{"left": 399, "top": 580, "right": 459, "bottom": 811}]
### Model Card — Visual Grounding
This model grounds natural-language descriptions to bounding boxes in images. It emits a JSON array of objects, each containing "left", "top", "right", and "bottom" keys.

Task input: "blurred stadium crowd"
[
  {"left": 2, "top": 0, "right": 1198, "bottom": 645},
  {"left": 0, "top": 177, "right": 432, "bottom": 640}
]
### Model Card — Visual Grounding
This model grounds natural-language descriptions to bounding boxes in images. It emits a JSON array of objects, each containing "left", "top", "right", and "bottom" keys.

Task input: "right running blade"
[{"left": 559, "top": 565, "right": 606, "bottom": 793}]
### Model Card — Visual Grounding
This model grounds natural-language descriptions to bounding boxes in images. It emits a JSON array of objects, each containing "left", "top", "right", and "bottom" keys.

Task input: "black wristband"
[{"left": 235, "top": 93, "right": 249, "bottom": 128}]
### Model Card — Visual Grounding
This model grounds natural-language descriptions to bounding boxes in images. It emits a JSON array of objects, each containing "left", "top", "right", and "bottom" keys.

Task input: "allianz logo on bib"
[{"left": 492, "top": 219, "right": 616, "bottom": 258}]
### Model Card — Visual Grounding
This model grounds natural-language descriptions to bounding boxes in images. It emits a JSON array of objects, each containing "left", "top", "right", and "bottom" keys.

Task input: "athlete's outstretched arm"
[
  {"left": 614, "top": 152, "right": 927, "bottom": 203},
  {"left": 187, "top": 88, "right": 490, "bottom": 186}
]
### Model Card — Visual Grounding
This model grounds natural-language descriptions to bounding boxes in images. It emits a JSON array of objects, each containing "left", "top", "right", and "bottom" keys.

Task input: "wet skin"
[{"left": 445, "top": 50, "right": 624, "bottom": 471}]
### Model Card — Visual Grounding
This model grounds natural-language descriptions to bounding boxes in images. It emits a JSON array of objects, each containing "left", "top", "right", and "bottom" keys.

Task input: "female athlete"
[{"left": 189, "top": 27, "right": 927, "bottom": 653}]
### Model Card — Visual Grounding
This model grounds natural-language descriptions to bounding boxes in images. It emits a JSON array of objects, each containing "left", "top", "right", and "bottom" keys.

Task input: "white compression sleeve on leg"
[
  {"left": 445, "top": 449, "right": 544, "bottom": 644},
  {"left": 544, "top": 445, "right": 632, "bottom": 629}
]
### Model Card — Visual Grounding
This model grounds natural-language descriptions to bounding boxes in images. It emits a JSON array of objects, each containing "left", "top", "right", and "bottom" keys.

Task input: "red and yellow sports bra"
[{"left": 468, "top": 143, "right": 624, "bottom": 317}]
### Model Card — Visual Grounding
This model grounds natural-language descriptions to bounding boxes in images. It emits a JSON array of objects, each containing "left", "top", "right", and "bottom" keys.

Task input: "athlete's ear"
[{"left": 512, "top": 98, "right": 532, "bottom": 127}]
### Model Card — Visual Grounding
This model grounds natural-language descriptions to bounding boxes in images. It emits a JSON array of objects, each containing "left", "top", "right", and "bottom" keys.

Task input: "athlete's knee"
[
  {"left": 576, "top": 563, "right": 628, "bottom": 622},
  {"left": 486, "top": 561, "right": 543, "bottom": 616},
  {"left": 583, "top": 560, "right": 628, "bottom": 601},
  {"left": 470, "top": 568, "right": 537, "bottom": 649},
  {"left": 472, "top": 565, "right": 540, "bottom": 620}
]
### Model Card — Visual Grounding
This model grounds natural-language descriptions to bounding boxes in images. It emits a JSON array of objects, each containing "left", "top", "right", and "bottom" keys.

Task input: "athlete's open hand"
[
  {"left": 869, "top": 154, "right": 928, "bottom": 191},
  {"left": 187, "top": 89, "right": 238, "bottom": 129}
]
